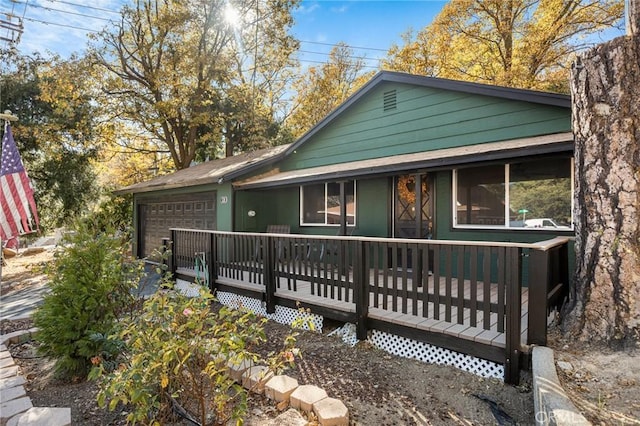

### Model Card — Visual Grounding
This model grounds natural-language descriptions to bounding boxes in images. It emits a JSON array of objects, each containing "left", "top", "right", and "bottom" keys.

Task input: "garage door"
[{"left": 138, "top": 192, "right": 216, "bottom": 258}]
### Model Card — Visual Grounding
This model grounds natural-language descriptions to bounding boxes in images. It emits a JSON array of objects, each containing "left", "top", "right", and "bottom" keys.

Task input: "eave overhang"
[{"left": 235, "top": 132, "right": 573, "bottom": 190}]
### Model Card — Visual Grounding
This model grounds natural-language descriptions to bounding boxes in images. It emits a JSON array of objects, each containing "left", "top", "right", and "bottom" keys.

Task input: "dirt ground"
[{"left": 1, "top": 250, "right": 639, "bottom": 425}]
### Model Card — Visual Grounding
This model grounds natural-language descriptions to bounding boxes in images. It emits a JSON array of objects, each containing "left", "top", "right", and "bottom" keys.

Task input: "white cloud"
[
  {"left": 297, "top": 2, "right": 321, "bottom": 15},
  {"left": 330, "top": 5, "right": 349, "bottom": 13}
]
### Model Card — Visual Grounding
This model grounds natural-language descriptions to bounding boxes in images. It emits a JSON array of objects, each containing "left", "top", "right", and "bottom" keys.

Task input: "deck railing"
[{"left": 163, "top": 229, "right": 570, "bottom": 384}]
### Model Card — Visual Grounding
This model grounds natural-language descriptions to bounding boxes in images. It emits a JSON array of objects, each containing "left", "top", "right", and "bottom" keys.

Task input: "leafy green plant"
[
  {"left": 33, "top": 222, "right": 142, "bottom": 378},
  {"left": 91, "top": 285, "right": 301, "bottom": 425}
]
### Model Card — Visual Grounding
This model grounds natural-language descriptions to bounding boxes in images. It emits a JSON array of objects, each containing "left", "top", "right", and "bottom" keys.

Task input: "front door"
[{"left": 394, "top": 174, "right": 434, "bottom": 239}]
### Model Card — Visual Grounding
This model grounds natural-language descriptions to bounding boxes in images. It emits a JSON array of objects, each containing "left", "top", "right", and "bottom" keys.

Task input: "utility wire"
[
  {"left": 299, "top": 39, "right": 388, "bottom": 52},
  {"left": 6, "top": 0, "right": 393, "bottom": 66},
  {"left": 10, "top": 0, "right": 391, "bottom": 54},
  {"left": 42, "top": 0, "right": 122, "bottom": 15},
  {"left": 25, "top": 2, "right": 113, "bottom": 22},
  {"left": 19, "top": 15, "right": 97, "bottom": 32}
]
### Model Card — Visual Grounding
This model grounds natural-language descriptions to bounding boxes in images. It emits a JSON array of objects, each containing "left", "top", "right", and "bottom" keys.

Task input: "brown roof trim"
[{"left": 114, "top": 144, "right": 290, "bottom": 195}]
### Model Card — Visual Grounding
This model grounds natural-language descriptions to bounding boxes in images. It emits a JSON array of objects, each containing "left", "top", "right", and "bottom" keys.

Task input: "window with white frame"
[
  {"left": 453, "top": 158, "right": 573, "bottom": 230},
  {"left": 300, "top": 181, "right": 356, "bottom": 226}
]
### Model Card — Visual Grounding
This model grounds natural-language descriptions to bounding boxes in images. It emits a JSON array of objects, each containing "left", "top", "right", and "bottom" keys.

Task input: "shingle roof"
[
  {"left": 115, "top": 144, "right": 290, "bottom": 194},
  {"left": 236, "top": 132, "right": 573, "bottom": 189}
]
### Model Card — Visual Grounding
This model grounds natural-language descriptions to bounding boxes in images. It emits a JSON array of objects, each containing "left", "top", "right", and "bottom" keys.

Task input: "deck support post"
[
  {"left": 208, "top": 232, "right": 217, "bottom": 292},
  {"left": 528, "top": 249, "right": 550, "bottom": 346},
  {"left": 354, "top": 240, "right": 369, "bottom": 340},
  {"left": 504, "top": 247, "right": 522, "bottom": 385},
  {"left": 264, "top": 235, "right": 277, "bottom": 314}
]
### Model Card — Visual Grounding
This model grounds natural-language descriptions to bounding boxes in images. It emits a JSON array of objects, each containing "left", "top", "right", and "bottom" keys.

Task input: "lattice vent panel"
[
  {"left": 326, "top": 323, "right": 359, "bottom": 346},
  {"left": 176, "top": 279, "right": 206, "bottom": 298},
  {"left": 216, "top": 292, "right": 323, "bottom": 331},
  {"left": 369, "top": 330, "right": 504, "bottom": 379}
]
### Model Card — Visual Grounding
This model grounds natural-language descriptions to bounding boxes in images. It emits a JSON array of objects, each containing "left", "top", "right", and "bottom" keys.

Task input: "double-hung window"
[
  {"left": 300, "top": 181, "right": 356, "bottom": 226},
  {"left": 453, "top": 158, "right": 573, "bottom": 230}
]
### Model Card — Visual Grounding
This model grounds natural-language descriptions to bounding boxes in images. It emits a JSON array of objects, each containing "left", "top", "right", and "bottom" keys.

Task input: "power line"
[
  {"left": 20, "top": 15, "right": 98, "bottom": 32},
  {"left": 8, "top": 1, "right": 392, "bottom": 60},
  {"left": 299, "top": 39, "right": 388, "bottom": 53},
  {"left": 299, "top": 49, "right": 384, "bottom": 62},
  {"left": 42, "top": 0, "right": 122, "bottom": 15},
  {"left": 25, "top": 2, "right": 112, "bottom": 22}
]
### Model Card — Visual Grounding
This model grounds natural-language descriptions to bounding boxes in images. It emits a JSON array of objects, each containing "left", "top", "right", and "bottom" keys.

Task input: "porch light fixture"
[{"left": 247, "top": 210, "right": 256, "bottom": 217}]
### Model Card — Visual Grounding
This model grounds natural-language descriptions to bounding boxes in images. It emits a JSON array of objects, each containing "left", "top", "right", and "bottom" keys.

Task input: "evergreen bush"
[{"left": 33, "top": 223, "right": 141, "bottom": 378}]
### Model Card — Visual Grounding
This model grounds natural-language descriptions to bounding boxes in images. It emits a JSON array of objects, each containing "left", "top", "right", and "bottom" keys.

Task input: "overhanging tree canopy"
[
  {"left": 383, "top": 0, "right": 624, "bottom": 92},
  {"left": 92, "top": 0, "right": 299, "bottom": 170}
]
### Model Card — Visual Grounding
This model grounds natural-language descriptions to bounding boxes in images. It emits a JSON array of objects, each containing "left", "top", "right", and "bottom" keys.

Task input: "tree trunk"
[{"left": 564, "top": 34, "right": 640, "bottom": 346}]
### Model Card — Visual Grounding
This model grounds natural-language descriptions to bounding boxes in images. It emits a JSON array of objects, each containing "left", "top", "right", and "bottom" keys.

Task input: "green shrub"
[
  {"left": 91, "top": 285, "right": 300, "bottom": 425},
  {"left": 33, "top": 223, "right": 141, "bottom": 378}
]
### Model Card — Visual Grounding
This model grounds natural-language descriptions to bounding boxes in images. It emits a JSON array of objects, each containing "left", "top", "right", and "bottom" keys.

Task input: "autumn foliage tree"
[
  {"left": 383, "top": 0, "right": 624, "bottom": 92},
  {"left": 0, "top": 51, "right": 101, "bottom": 229},
  {"left": 92, "top": 0, "right": 299, "bottom": 171},
  {"left": 287, "top": 43, "right": 373, "bottom": 137}
]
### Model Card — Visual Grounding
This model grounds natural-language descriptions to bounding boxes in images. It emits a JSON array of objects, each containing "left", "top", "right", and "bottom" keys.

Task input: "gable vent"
[{"left": 383, "top": 89, "right": 397, "bottom": 111}]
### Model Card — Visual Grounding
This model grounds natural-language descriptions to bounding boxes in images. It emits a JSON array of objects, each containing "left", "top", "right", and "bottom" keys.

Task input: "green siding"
[
  {"left": 281, "top": 82, "right": 570, "bottom": 170},
  {"left": 236, "top": 177, "right": 391, "bottom": 237},
  {"left": 353, "top": 178, "right": 391, "bottom": 237},
  {"left": 216, "top": 184, "right": 233, "bottom": 230},
  {"left": 235, "top": 187, "right": 297, "bottom": 233}
]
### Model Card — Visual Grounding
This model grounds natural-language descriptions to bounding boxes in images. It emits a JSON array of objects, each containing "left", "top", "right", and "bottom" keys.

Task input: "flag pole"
[{"left": 0, "top": 110, "right": 18, "bottom": 283}]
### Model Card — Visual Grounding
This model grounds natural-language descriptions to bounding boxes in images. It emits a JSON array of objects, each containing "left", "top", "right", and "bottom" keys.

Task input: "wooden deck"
[
  {"left": 169, "top": 229, "right": 570, "bottom": 384},
  {"left": 180, "top": 266, "right": 529, "bottom": 349}
]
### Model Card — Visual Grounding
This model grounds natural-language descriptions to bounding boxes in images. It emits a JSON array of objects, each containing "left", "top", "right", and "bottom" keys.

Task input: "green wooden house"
[
  {"left": 118, "top": 71, "right": 575, "bottom": 383},
  {"left": 119, "top": 71, "right": 574, "bottom": 255}
]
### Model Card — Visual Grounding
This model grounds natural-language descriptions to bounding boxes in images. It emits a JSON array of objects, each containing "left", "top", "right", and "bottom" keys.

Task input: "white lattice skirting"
[
  {"left": 369, "top": 329, "right": 504, "bottom": 379},
  {"left": 216, "top": 291, "right": 323, "bottom": 332},
  {"left": 210, "top": 288, "right": 503, "bottom": 380}
]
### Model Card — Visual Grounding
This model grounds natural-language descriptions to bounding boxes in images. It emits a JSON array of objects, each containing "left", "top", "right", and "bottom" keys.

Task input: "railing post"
[
  {"left": 354, "top": 240, "right": 369, "bottom": 341},
  {"left": 528, "top": 248, "right": 550, "bottom": 346},
  {"left": 208, "top": 232, "right": 217, "bottom": 292},
  {"left": 504, "top": 247, "right": 522, "bottom": 385},
  {"left": 264, "top": 235, "right": 276, "bottom": 314}
]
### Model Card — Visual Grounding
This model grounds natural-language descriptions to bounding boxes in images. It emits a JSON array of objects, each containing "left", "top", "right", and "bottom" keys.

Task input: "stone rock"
[
  {"left": 313, "top": 397, "right": 349, "bottom": 426},
  {"left": 290, "top": 385, "right": 327, "bottom": 413},
  {"left": 264, "top": 375, "right": 299, "bottom": 402}
]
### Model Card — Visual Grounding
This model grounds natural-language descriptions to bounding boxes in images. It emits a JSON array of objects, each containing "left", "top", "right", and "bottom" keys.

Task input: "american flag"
[{"left": 0, "top": 123, "right": 39, "bottom": 240}]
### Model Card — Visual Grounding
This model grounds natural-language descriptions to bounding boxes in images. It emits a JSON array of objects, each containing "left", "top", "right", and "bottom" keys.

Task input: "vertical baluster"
[
  {"left": 457, "top": 245, "right": 465, "bottom": 325},
  {"left": 392, "top": 243, "right": 398, "bottom": 312},
  {"left": 482, "top": 246, "right": 492, "bottom": 330},
  {"left": 444, "top": 245, "right": 452, "bottom": 323},
  {"left": 469, "top": 247, "right": 478, "bottom": 327},
  {"left": 372, "top": 242, "right": 380, "bottom": 308},
  {"left": 401, "top": 244, "right": 408, "bottom": 314},
  {"left": 497, "top": 247, "right": 506, "bottom": 333},
  {"left": 411, "top": 243, "right": 419, "bottom": 316},
  {"left": 382, "top": 242, "right": 389, "bottom": 310},
  {"left": 421, "top": 243, "right": 430, "bottom": 318},
  {"left": 433, "top": 245, "right": 440, "bottom": 320}
]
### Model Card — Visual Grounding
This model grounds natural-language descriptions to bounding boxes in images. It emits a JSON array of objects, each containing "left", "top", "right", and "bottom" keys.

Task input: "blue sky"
[
  {"left": 292, "top": 1, "right": 447, "bottom": 69},
  {"left": 0, "top": 0, "right": 446, "bottom": 64},
  {"left": 1, "top": 0, "right": 623, "bottom": 71}
]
